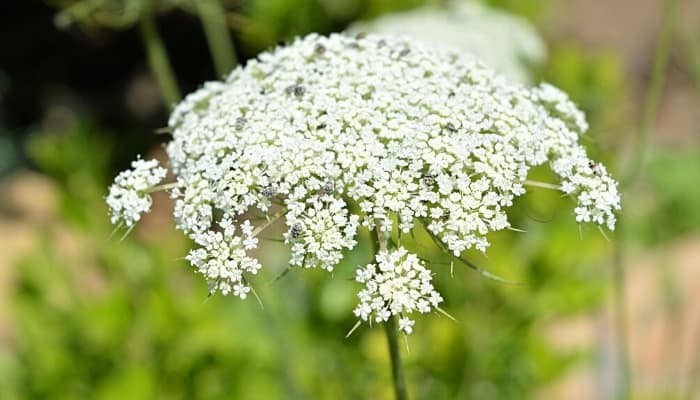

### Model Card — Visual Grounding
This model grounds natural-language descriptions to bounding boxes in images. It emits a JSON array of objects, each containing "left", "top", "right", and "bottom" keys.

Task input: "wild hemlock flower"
[
  {"left": 354, "top": 247, "right": 443, "bottom": 334},
  {"left": 108, "top": 33, "right": 620, "bottom": 334},
  {"left": 106, "top": 158, "right": 167, "bottom": 227},
  {"left": 284, "top": 195, "right": 360, "bottom": 272}
]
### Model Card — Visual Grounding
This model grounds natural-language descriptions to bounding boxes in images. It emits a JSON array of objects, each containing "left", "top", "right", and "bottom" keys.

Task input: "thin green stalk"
[
  {"left": 612, "top": 219, "right": 631, "bottom": 400},
  {"left": 374, "top": 224, "right": 408, "bottom": 400},
  {"left": 623, "top": 0, "right": 677, "bottom": 186},
  {"left": 139, "top": 11, "right": 181, "bottom": 107},
  {"left": 611, "top": 1, "right": 678, "bottom": 399},
  {"left": 194, "top": 0, "right": 238, "bottom": 77},
  {"left": 678, "top": 29, "right": 700, "bottom": 95},
  {"left": 384, "top": 315, "right": 409, "bottom": 400}
]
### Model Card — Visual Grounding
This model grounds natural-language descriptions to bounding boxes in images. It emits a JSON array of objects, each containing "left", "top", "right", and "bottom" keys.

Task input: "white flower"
[
  {"left": 398, "top": 317, "right": 416, "bottom": 335},
  {"left": 353, "top": 247, "right": 442, "bottom": 334},
  {"left": 106, "top": 158, "right": 166, "bottom": 227},
  {"left": 186, "top": 217, "right": 262, "bottom": 298},
  {"left": 108, "top": 33, "right": 620, "bottom": 308},
  {"left": 284, "top": 195, "right": 359, "bottom": 271}
]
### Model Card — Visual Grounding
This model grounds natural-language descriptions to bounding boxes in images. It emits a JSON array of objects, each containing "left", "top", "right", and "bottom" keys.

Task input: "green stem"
[
  {"left": 374, "top": 224, "right": 408, "bottom": 400},
  {"left": 139, "top": 11, "right": 181, "bottom": 107},
  {"left": 612, "top": 219, "right": 631, "bottom": 400},
  {"left": 384, "top": 315, "right": 409, "bottom": 400},
  {"left": 194, "top": 0, "right": 238, "bottom": 77},
  {"left": 611, "top": 1, "right": 678, "bottom": 399},
  {"left": 623, "top": 0, "right": 677, "bottom": 186}
]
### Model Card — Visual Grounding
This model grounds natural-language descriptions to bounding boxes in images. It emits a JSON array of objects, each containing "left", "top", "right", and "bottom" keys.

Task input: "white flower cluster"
[
  {"left": 106, "top": 158, "right": 167, "bottom": 227},
  {"left": 354, "top": 247, "right": 442, "bottom": 335},
  {"left": 347, "top": 1, "right": 546, "bottom": 84},
  {"left": 186, "top": 217, "right": 261, "bottom": 299},
  {"left": 284, "top": 195, "right": 360, "bottom": 271},
  {"left": 108, "top": 33, "right": 620, "bottom": 325}
]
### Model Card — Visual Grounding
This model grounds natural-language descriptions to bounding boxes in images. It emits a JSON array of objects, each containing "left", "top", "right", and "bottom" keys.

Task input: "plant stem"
[
  {"left": 139, "top": 10, "right": 181, "bottom": 107},
  {"left": 623, "top": 0, "right": 677, "bottom": 186},
  {"left": 194, "top": 0, "right": 238, "bottom": 78},
  {"left": 374, "top": 224, "right": 409, "bottom": 400},
  {"left": 612, "top": 218, "right": 631, "bottom": 400},
  {"left": 384, "top": 315, "right": 409, "bottom": 400},
  {"left": 610, "top": 1, "right": 677, "bottom": 399}
]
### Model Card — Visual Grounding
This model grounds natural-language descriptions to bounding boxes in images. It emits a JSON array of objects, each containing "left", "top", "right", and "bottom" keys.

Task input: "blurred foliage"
[
  {"left": 541, "top": 45, "right": 628, "bottom": 135},
  {"left": 50, "top": 0, "right": 191, "bottom": 29},
  {"left": 483, "top": 0, "right": 552, "bottom": 21},
  {"left": 3, "top": 0, "right": 699, "bottom": 398},
  {"left": 47, "top": 0, "right": 437, "bottom": 55},
  {"left": 631, "top": 148, "right": 700, "bottom": 244}
]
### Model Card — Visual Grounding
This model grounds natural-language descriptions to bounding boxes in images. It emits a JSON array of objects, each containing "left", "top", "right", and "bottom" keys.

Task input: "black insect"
[
  {"left": 290, "top": 223, "right": 303, "bottom": 238},
  {"left": 588, "top": 161, "right": 603, "bottom": 176},
  {"left": 234, "top": 117, "right": 247, "bottom": 130},
  {"left": 421, "top": 174, "right": 435, "bottom": 187},
  {"left": 286, "top": 84, "right": 305, "bottom": 98},
  {"left": 322, "top": 181, "right": 335, "bottom": 194},
  {"left": 261, "top": 185, "right": 276, "bottom": 197}
]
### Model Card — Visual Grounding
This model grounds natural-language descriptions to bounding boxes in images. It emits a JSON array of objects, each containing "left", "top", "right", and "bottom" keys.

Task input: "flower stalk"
[
  {"left": 374, "top": 224, "right": 409, "bottom": 400},
  {"left": 384, "top": 314, "right": 409, "bottom": 400},
  {"left": 138, "top": 9, "right": 181, "bottom": 107},
  {"left": 194, "top": 0, "right": 238, "bottom": 77},
  {"left": 612, "top": 1, "right": 677, "bottom": 398}
]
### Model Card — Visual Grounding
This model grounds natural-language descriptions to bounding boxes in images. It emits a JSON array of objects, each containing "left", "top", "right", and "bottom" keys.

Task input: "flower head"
[
  {"left": 186, "top": 217, "right": 261, "bottom": 298},
  {"left": 354, "top": 247, "right": 442, "bottom": 334},
  {"left": 108, "top": 33, "right": 620, "bottom": 319},
  {"left": 284, "top": 195, "right": 359, "bottom": 271},
  {"left": 106, "top": 158, "right": 166, "bottom": 227}
]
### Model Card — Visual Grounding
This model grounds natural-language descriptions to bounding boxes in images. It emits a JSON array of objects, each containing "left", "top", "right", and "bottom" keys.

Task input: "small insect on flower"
[
  {"left": 261, "top": 185, "right": 277, "bottom": 197},
  {"left": 589, "top": 161, "right": 604, "bottom": 177},
  {"left": 322, "top": 181, "right": 335, "bottom": 194},
  {"left": 234, "top": 117, "right": 247, "bottom": 130},
  {"left": 421, "top": 174, "right": 435, "bottom": 187},
  {"left": 285, "top": 84, "right": 305, "bottom": 97},
  {"left": 290, "top": 222, "right": 303, "bottom": 238}
]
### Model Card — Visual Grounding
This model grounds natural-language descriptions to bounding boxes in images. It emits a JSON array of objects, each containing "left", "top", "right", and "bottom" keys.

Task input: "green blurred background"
[{"left": 1, "top": 0, "right": 699, "bottom": 399}]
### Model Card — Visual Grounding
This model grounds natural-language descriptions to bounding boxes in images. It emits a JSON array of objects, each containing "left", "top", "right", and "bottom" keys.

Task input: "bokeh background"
[{"left": 1, "top": 0, "right": 699, "bottom": 399}]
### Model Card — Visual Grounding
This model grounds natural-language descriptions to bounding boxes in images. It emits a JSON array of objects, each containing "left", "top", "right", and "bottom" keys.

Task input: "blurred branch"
[
  {"left": 677, "top": 28, "right": 700, "bottom": 95},
  {"left": 611, "top": 220, "right": 631, "bottom": 400},
  {"left": 623, "top": 0, "right": 677, "bottom": 186},
  {"left": 612, "top": 1, "right": 678, "bottom": 399},
  {"left": 138, "top": 8, "right": 181, "bottom": 107},
  {"left": 225, "top": 12, "right": 253, "bottom": 31},
  {"left": 55, "top": 0, "right": 143, "bottom": 29},
  {"left": 194, "top": 0, "right": 238, "bottom": 78}
]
